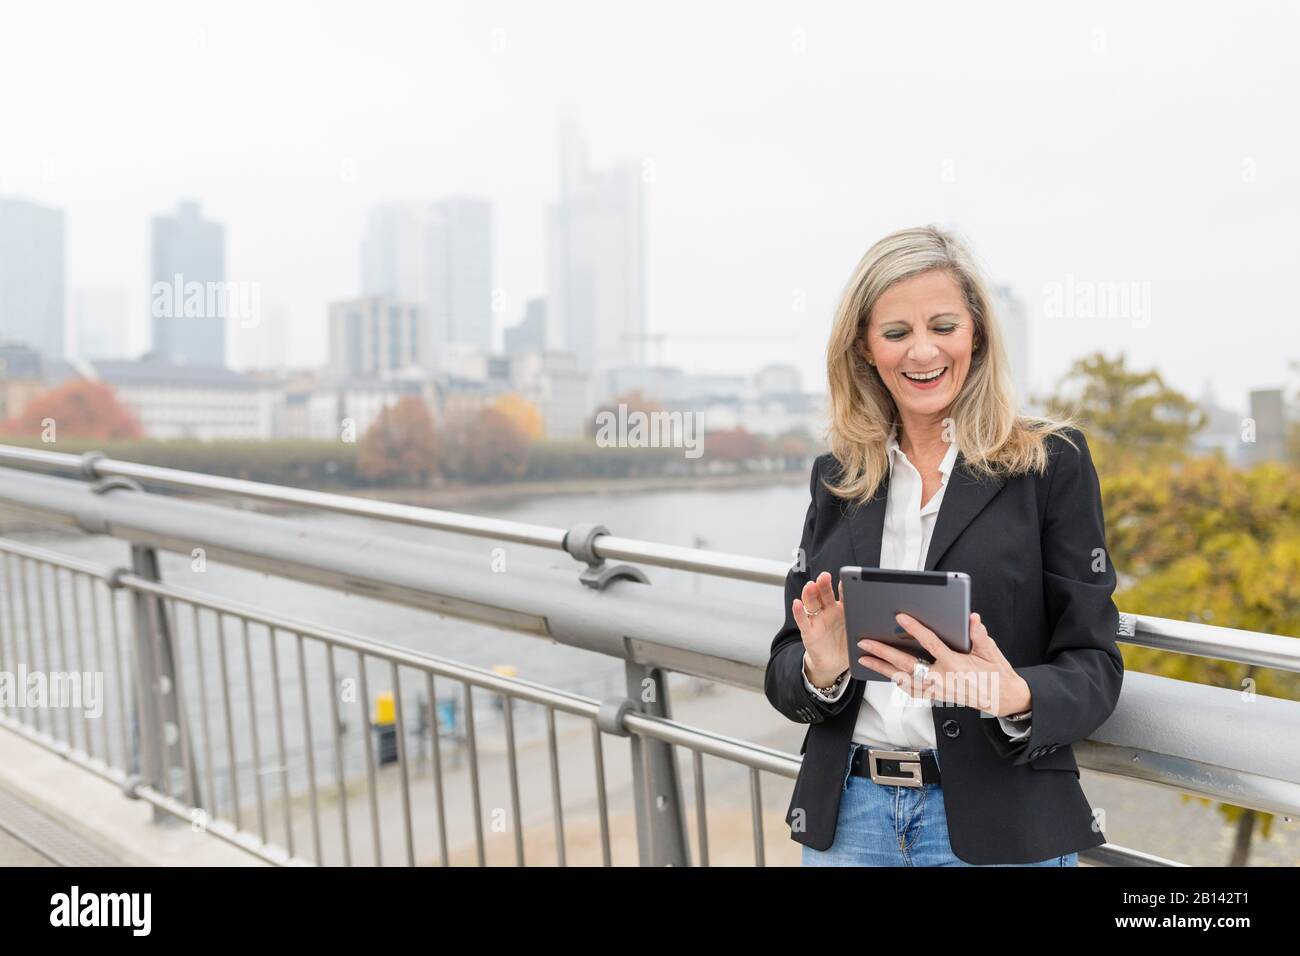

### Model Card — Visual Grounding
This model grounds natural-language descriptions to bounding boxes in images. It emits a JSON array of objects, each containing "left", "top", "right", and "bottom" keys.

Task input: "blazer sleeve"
[
  {"left": 982, "top": 428, "right": 1125, "bottom": 765},
  {"left": 764, "top": 454, "right": 858, "bottom": 725}
]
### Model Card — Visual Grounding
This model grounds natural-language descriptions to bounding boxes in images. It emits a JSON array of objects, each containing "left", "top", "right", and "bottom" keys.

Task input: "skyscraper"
[
  {"left": 0, "top": 198, "right": 66, "bottom": 361},
  {"left": 360, "top": 197, "right": 492, "bottom": 366},
  {"left": 992, "top": 284, "right": 1030, "bottom": 401},
  {"left": 150, "top": 200, "right": 226, "bottom": 367},
  {"left": 545, "top": 120, "right": 646, "bottom": 392}
]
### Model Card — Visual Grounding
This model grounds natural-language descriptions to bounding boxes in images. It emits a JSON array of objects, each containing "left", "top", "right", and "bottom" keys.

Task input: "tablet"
[{"left": 840, "top": 566, "right": 971, "bottom": 682}]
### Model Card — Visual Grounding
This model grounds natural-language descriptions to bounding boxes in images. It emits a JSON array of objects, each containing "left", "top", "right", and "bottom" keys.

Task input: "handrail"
[
  {"left": 1, "top": 465, "right": 1298, "bottom": 866},
  {"left": 0, "top": 443, "right": 1296, "bottom": 672},
  {"left": 0, "top": 443, "right": 785, "bottom": 581}
]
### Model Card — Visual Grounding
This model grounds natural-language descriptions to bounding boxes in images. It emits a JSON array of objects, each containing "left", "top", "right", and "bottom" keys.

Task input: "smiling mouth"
[{"left": 901, "top": 367, "right": 948, "bottom": 384}]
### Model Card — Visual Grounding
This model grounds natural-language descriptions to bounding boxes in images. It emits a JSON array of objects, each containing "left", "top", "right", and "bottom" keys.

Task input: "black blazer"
[{"left": 765, "top": 427, "right": 1124, "bottom": 865}]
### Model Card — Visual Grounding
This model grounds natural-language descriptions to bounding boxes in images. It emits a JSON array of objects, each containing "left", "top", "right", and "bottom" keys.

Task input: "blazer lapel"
[
  {"left": 847, "top": 453, "right": 1007, "bottom": 571},
  {"left": 923, "top": 453, "right": 1006, "bottom": 571},
  {"left": 847, "top": 472, "right": 890, "bottom": 568}
]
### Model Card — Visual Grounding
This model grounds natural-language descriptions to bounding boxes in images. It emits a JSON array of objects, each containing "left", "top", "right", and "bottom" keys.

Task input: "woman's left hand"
[{"left": 856, "top": 612, "right": 1032, "bottom": 717}]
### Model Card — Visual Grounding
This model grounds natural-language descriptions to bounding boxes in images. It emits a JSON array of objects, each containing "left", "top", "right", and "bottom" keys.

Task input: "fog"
[{"left": 2, "top": 0, "right": 1295, "bottom": 408}]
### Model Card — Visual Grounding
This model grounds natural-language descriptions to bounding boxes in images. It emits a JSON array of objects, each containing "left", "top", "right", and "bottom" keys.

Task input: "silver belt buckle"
[{"left": 867, "top": 748, "right": 923, "bottom": 787}]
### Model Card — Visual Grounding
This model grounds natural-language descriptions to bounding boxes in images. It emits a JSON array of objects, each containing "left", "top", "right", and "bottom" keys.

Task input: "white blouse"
[{"left": 801, "top": 431, "right": 1032, "bottom": 749}]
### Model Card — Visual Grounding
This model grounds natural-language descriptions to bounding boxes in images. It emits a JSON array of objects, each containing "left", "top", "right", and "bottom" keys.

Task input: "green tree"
[
  {"left": 1103, "top": 458, "right": 1300, "bottom": 866},
  {"left": 1039, "top": 352, "right": 1206, "bottom": 471},
  {"left": 1045, "top": 353, "right": 1298, "bottom": 865},
  {"left": 1286, "top": 360, "right": 1300, "bottom": 468}
]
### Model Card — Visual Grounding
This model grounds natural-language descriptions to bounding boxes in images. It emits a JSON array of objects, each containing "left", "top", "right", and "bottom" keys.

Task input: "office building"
[
  {"left": 150, "top": 200, "right": 226, "bottom": 367},
  {"left": 328, "top": 296, "right": 429, "bottom": 379},
  {"left": 360, "top": 197, "right": 492, "bottom": 366},
  {"left": 0, "top": 341, "right": 48, "bottom": 420},
  {"left": 0, "top": 198, "right": 66, "bottom": 361},
  {"left": 88, "top": 359, "right": 276, "bottom": 440},
  {"left": 545, "top": 120, "right": 646, "bottom": 398},
  {"left": 509, "top": 350, "right": 589, "bottom": 439}
]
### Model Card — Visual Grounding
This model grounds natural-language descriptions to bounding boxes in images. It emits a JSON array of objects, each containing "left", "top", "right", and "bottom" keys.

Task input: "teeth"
[{"left": 902, "top": 368, "right": 945, "bottom": 381}]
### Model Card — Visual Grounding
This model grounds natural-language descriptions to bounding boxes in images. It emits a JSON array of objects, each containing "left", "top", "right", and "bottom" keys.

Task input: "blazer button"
[{"left": 942, "top": 719, "right": 960, "bottom": 738}]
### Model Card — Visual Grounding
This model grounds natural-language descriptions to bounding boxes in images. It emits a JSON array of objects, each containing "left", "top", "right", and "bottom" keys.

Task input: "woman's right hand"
[{"left": 794, "top": 570, "right": 849, "bottom": 686}]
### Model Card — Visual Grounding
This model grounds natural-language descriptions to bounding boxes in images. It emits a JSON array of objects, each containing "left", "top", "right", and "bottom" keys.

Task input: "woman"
[{"left": 764, "top": 225, "right": 1123, "bottom": 866}]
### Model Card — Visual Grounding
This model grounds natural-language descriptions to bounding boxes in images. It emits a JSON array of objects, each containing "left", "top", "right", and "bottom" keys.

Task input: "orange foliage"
[
  {"left": 1, "top": 379, "right": 143, "bottom": 440},
  {"left": 438, "top": 405, "right": 530, "bottom": 481},
  {"left": 356, "top": 396, "right": 439, "bottom": 486},
  {"left": 491, "top": 393, "right": 544, "bottom": 442}
]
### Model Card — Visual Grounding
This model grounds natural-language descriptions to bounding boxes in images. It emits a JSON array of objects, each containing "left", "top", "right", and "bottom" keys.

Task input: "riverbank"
[
  {"left": 342, "top": 466, "right": 807, "bottom": 511},
  {"left": 0, "top": 465, "right": 810, "bottom": 532}
]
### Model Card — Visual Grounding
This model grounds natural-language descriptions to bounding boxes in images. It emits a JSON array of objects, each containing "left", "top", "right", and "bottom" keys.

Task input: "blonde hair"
[{"left": 822, "top": 225, "right": 1076, "bottom": 504}]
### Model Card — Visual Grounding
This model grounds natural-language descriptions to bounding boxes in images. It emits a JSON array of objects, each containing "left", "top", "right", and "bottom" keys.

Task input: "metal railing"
[
  {"left": 0, "top": 536, "right": 803, "bottom": 866},
  {"left": 0, "top": 442, "right": 1296, "bottom": 867}
]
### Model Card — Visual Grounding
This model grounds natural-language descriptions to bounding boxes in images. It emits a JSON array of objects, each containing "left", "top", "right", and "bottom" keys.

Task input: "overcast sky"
[{"left": 2, "top": 0, "right": 1296, "bottom": 410}]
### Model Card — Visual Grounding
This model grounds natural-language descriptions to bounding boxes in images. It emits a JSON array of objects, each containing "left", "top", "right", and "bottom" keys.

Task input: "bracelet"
[
  {"left": 815, "top": 669, "right": 849, "bottom": 694},
  {"left": 1004, "top": 708, "right": 1032, "bottom": 721}
]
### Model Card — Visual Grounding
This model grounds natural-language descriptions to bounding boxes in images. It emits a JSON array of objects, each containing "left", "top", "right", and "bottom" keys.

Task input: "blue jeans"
[{"left": 801, "top": 742, "right": 1079, "bottom": 867}]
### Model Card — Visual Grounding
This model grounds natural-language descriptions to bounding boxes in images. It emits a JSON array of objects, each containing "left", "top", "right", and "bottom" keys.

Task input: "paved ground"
[
  {"left": 215, "top": 679, "right": 1300, "bottom": 867},
  {"left": 0, "top": 828, "right": 56, "bottom": 866},
  {"left": 1, "top": 678, "right": 1295, "bottom": 867},
  {"left": 0, "top": 727, "right": 264, "bottom": 867}
]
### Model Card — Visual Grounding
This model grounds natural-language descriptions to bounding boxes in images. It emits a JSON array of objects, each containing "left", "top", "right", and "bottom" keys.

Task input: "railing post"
[
  {"left": 624, "top": 661, "right": 690, "bottom": 866},
  {"left": 127, "top": 544, "right": 199, "bottom": 821}
]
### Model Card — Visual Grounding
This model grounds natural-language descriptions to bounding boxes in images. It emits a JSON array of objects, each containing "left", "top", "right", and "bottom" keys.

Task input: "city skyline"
[
  {"left": 0, "top": 2, "right": 1297, "bottom": 412},
  {"left": 0, "top": 174, "right": 1265, "bottom": 417}
]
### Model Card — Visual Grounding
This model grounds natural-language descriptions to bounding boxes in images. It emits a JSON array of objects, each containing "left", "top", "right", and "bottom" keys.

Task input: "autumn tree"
[
  {"left": 769, "top": 427, "right": 819, "bottom": 468},
  {"left": 491, "top": 393, "right": 544, "bottom": 442},
  {"left": 586, "top": 388, "right": 663, "bottom": 439},
  {"left": 438, "top": 405, "right": 530, "bottom": 482},
  {"left": 356, "top": 396, "right": 438, "bottom": 487},
  {"left": 1, "top": 379, "right": 143, "bottom": 441},
  {"left": 706, "top": 425, "right": 765, "bottom": 464}
]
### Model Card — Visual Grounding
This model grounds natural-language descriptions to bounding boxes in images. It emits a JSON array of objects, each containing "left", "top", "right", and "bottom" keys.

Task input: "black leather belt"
[{"left": 849, "top": 747, "right": 941, "bottom": 787}]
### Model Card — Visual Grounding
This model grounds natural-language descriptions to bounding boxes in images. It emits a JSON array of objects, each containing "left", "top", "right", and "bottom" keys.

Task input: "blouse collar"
[{"left": 885, "top": 425, "right": 960, "bottom": 479}]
